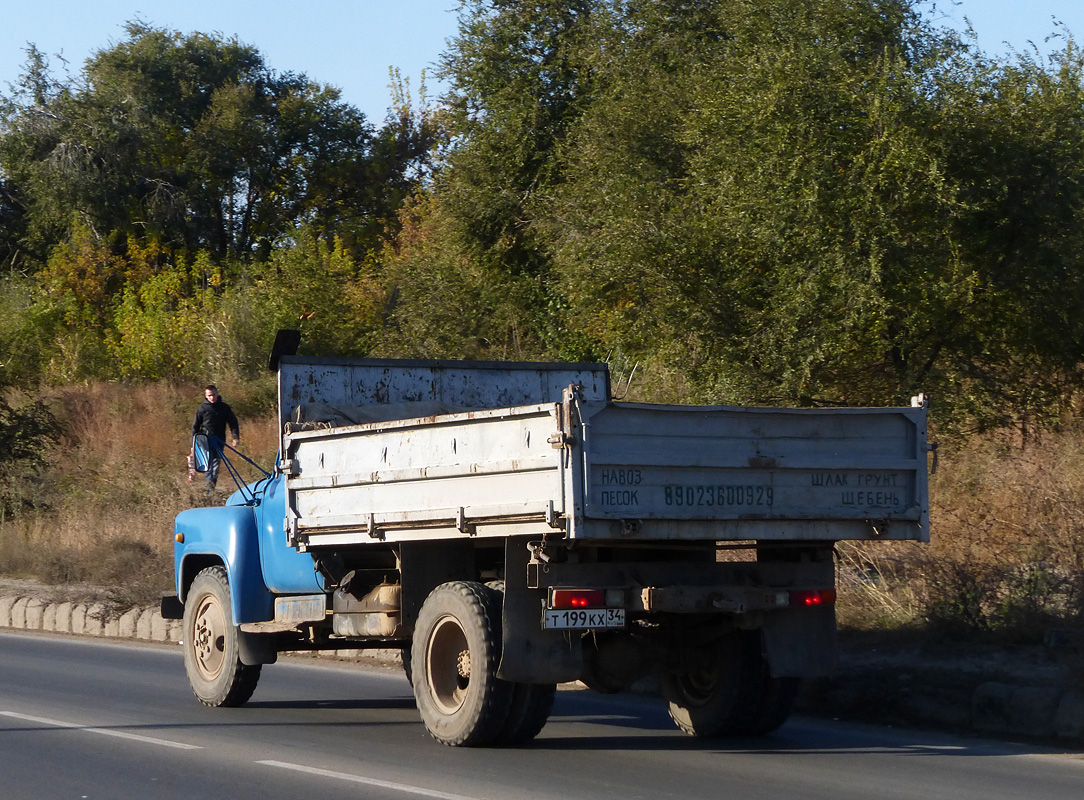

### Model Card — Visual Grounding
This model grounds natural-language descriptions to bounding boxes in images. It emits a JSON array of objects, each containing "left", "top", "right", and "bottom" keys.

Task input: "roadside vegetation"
[
  {"left": 838, "top": 425, "right": 1084, "bottom": 643},
  {"left": 3, "top": 1, "right": 1084, "bottom": 638},
  {"left": 0, "top": 380, "right": 278, "bottom": 608}
]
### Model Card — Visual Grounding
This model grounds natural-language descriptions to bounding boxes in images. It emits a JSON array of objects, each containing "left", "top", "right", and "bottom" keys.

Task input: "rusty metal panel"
[
  {"left": 273, "top": 594, "right": 326, "bottom": 622},
  {"left": 277, "top": 356, "right": 610, "bottom": 431}
]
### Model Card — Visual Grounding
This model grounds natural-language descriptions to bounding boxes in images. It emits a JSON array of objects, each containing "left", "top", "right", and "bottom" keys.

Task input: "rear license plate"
[{"left": 543, "top": 608, "right": 625, "bottom": 630}]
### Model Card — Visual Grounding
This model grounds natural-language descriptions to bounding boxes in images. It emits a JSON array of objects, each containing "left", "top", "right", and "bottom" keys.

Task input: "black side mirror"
[{"left": 268, "top": 329, "right": 301, "bottom": 371}]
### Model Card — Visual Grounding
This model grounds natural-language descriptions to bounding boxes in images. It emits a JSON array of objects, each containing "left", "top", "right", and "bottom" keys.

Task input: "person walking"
[{"left": 191, "top": 384, "right": 240, "bottom": 496}]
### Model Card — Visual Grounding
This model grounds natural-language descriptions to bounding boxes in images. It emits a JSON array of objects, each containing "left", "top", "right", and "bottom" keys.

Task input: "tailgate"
[{"left": 575, "top": 402, "right": 929, "bottom": 541}]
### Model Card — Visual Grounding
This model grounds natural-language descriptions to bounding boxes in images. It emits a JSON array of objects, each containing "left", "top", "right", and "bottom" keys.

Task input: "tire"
[
  {"left": 485, "top": 580, "right": 555, "bottom": 745},
  {"left": 580, "top": 631, "right": 639, "bottom": 694},
  {"left": 661, "top": 631, "right": 761, "bottom": 737},
  {"left": 183, "top": 566, "right": 261, "bottom": 707},
  {"left": 497, "top": 682, "right": 556, "bottom": 745},
  {"left": 743, "top": 674, "right": 800, "bottom": 735},
  {"left": 663, "top": 630, "right": 799, "bottom": 737},
  {"left": 412, "top": 581, "right": 513, "bottom": 746},
  {"left": 401, "top": 645, "right": 414, "bottom": 688},
  {"left": 718, "top": 629, "right": 799, "bottom": 735}
]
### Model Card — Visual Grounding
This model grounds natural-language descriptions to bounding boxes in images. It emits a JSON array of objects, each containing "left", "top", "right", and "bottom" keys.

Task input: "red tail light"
[
  {"left": 551, "top": 589, "right": 606, "bottom": 608},
  {"left": 789, "top": 589, "right": 837, "bottom": 607}
]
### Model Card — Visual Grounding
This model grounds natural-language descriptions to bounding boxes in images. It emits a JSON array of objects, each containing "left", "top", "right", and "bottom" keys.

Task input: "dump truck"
[{"left": 165, "top": 337, "right": 931, "bottom": 746}]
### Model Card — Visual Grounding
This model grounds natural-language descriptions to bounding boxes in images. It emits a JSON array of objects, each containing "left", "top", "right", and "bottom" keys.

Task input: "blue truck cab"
[{"left": 172, "top": 471, "right": 324, "bottom": 627}]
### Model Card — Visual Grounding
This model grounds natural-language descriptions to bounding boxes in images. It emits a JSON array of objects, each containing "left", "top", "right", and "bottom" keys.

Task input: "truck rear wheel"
[
  {"left": 485, "top": 580, "right": 555, "bottom": 745},
  {"left": 743, "top": 673, "right": 800, "bottom": 735},
  {"left": 412, "top": 581, "right": 513, "bottom": 746},
  {"left": 663, "top": 630, "right": 798, "bottom": 737},
  {"left": 496, "top": 682, "right": 556, "bottom": 745},
  {"left": 183, "top": 566, "right": 261, "bottom": 707},
  {"left": 661, "top": 631, "right": 761, "bottom": 737}
]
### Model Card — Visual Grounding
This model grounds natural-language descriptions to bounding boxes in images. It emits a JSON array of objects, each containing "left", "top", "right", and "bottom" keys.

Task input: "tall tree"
[
  {"left": 401, "top": 0, "right": 1084, "bottom": 430},
  {"left": 929, "top": 41, "right": 1084, "bottom": 429},
  {"left": 0, "top": 24, "right": 444, "bottom": 383},
  {"left": 545, "top": 0, "right": 964, "bottom": 404},
  {"left": 0, "top": 22, "right": 433, "bottom": 267},
  {"left": 382, "top": 0, "right": 601, "bottom": 360}
]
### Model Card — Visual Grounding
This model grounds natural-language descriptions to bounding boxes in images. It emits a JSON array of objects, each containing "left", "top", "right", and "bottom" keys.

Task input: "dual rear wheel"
[
  {"left": 411, "top": 581, "right": 555, "bottom": 747},
  {"left": 662, "top": 629, "right": 798, "bottom": 737},
  {"left": 412, "top": 583, "right": 792, "bottom": 744}
]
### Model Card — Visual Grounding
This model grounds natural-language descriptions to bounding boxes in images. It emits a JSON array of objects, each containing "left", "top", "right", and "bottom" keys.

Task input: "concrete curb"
[
  {"left": 1, "top": 593, "right": 182, "bottom": 643},
  {"left": 972, "top": 681, "right": 1084, "bottom": 742},
  {"left": 796, "top": 664, "right": 1084, "bottom": 747}
]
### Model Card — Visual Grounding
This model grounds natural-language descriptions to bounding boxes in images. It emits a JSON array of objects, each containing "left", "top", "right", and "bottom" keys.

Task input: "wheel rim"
[
  {"left": 191, "top": 592, "right": 228, "bottom": 682},
  {"left": 426, "top": 614, "right": 471, "bottom": 715},
  {"left": 673, "top": 658, "right": 721, "bottom": 708}
]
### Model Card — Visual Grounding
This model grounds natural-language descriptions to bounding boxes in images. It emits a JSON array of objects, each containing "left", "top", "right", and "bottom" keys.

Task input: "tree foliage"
[
  {"left": 541, "top": 0, "right": 963, "bottom": 404},
  {"left": 401, "top": 0, "right": 1084, "bottom": 430},
  {"left": 2, "top": 4, "right": 1084, "bottom": 435},
  {"left": 0, "top": 22, "right": 437, "bottom": 384},
  {"left": 0, "top": 393, "right": 59, "bottom": 519},
  {"left": 0, "top": 22, "right": 433, "bottom": 266}
]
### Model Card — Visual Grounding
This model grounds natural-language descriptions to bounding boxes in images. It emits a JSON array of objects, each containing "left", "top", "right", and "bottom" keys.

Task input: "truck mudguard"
[{"left": 174, "top": 506, "right": 274, "bottom": 625}]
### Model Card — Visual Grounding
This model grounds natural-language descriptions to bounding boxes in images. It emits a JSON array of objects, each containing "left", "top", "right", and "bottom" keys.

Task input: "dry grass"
[
  {"left": 837, "top": 428, "right": 1084, "bottom": 642},
  {"left": 0, "top": 379, "right": 278, "bottom": 607}
]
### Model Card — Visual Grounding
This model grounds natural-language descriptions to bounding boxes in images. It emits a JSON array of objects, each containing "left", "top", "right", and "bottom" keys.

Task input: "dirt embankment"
[{"left": 797, "top": 630, "right": 1084, "bottom": 746}]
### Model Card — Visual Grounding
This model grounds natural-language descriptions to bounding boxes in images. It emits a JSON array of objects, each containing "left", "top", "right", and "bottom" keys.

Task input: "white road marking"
[
  {"left": 0, "top": 711, "right": 201, "bottom": 750},
  {"left": 257, "top": 760, "right": 484, "bottom": 799}
]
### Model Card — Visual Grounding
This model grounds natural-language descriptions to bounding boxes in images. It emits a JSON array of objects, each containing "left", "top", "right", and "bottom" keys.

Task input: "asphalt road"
[{"left": 1, "top": 631, "right": 1082, "bottom": 800}]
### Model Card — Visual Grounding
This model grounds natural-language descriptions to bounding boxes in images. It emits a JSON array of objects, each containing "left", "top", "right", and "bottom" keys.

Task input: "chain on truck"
[{"left": 163, "top": 330, "right": 932, "bottom": 747}]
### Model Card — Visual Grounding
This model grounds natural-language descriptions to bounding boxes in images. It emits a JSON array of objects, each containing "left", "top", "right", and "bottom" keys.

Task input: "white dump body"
[{"left": 277, "top": 357, "right": 929, "bottom": 548}]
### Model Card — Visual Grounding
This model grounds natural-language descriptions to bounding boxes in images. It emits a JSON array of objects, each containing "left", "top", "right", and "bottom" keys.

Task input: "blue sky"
[
  {"left": 1, "top": 1, "right": 1081, "bottom": 124},
  {"left": 944, "top": 0, "right": 1080, "bottom": 53},
  {"left": 0, "top": 1, "right": 461, "bottom": 123}
]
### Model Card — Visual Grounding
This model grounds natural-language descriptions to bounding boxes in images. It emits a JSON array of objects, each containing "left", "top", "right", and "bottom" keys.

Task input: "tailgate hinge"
[
  {"left": 547, "top": 431, "right": 574, "bottom": 449},
  {"left": 456, "top": 507, "right": 477, "bottom": 536}
]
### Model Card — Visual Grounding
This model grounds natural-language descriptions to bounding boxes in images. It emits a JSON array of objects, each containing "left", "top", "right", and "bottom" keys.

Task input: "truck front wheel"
[
  {"left": 412, "top": 581, "right": 513, "bottom": 746},
  {"left": 183, "top": 566, "right": 261, "bottom": 707}
]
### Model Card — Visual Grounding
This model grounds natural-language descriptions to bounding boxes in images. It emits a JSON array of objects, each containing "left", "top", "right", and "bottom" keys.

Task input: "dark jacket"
[{"left": 192, "top": 399, "right": 239, "bottom": 442}]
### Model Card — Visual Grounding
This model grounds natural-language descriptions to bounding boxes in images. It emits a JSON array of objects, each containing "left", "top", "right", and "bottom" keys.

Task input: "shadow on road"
[{"left": 246, "top": 697, "right": 418, "bottom": 711}]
